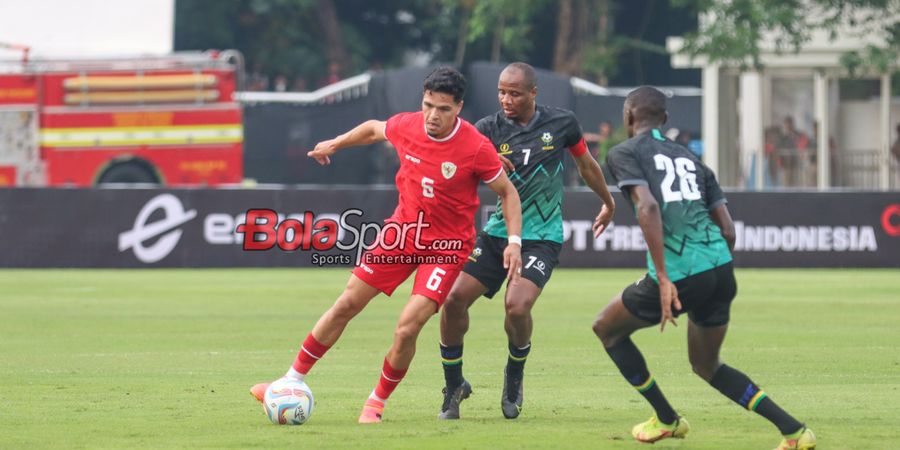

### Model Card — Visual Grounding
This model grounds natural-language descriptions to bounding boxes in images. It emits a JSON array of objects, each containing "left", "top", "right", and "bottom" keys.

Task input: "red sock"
[
  {"left": 373, "top": 358, "right": 408, "bottom": 400},
  {"left": 291, "top": 333, "right": 331, "bottom": 375}
]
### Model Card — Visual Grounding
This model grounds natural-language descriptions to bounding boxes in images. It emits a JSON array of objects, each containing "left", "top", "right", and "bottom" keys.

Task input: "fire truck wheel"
[{"left": 96, "top": 161, "right": 160, "bottom": 185}]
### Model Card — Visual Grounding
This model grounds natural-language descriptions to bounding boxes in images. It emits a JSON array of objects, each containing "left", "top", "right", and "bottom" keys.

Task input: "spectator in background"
[
  {"left": 318, "top": 61, "right": 342, "bottom": 88},
  {"left": 583, "top": 121, "right": 624, "bottom": 186},
  {"left": 273, "top": 74, "right": 288, "bottom": 92},
  {"left": 662, "top": 129, "right": 702, "bottom": 158},
  {"left": 247, "top": 62, "right": 269, "bottom": 91},
  {"left": 777, "top": 117, "right": 809, "bottom": 187},
  {"left": 291, "top": 77, "right": 308, "bottom": 92},
  {"left": 595, "top": 121, "right": 615, "bottom": 161},
  {"left": 318, "top": 62, "right": 343, "bottom": 104},
  {"left": 676, "top": 131, "right": 704, "bottom": 158},
  {"left": 764, "top": 126, "right": 781, "bottom": 187},
  {"left": 690, "top": 141, "right": 703, "bottom": 158}
]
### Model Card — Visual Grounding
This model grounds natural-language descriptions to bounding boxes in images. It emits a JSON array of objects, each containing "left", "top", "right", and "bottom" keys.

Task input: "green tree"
[
  {"left": 437, "top": 0, "right": 557, "bottom": 65},
  {"left": 454, "top": 0, "right": 671, "bottom": 85},
  {"left": 175, "top": 0, "right": 324, "bottom": 87},
  {"left": 554, "top": 0, "right": 627, "bottom": 84},
  {"left": 173, "top": 0, "right": 697, "bottom": 88},
  {"left": 175, "top": 0, "right": 451, "bottom": 88},
  {"left": 672, "top": 0, "right": 900, "bottom": 73}
]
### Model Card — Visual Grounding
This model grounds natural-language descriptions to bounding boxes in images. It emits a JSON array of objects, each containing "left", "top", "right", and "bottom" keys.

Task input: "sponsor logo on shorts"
[{"left": 524, "top": 255, "right": 546, "bottom": 276}]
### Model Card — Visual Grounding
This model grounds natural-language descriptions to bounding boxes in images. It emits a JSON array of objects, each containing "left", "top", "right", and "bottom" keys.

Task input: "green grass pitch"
[{"left": 1, "top": 268, "right": 897, "bottom": 449}]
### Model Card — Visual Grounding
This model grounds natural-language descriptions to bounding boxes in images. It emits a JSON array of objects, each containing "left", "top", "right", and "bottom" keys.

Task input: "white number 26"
[{"left": 654, "top": 154, "right": 701, "bottom": 203}]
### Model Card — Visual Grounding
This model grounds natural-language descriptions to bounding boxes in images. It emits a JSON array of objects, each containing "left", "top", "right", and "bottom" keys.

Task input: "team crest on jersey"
[
  {"left": 441, "top": 161, "right": 457, "bottom": 179},
  {"left": 540, "top": 132, "right": 554, "bottom": 150}
]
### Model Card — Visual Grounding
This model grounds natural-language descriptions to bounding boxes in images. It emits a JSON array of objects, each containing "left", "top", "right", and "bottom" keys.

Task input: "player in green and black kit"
[
  {"left": 592, "top": 87, "right": 815, "bottom": 449},
  {"left": 438, "top": 62, "right": 616, "bottom": 420}
]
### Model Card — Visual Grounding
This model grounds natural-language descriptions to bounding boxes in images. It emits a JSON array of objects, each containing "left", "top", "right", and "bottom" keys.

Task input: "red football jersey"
[{"left": 384, "top": 111, "right": 503, "bottom": 246}]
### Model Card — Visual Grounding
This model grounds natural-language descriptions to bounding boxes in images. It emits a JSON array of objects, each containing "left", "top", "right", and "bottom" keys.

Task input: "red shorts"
[{"left": 351, "top": 230, "right": 470, "bottom": 307}]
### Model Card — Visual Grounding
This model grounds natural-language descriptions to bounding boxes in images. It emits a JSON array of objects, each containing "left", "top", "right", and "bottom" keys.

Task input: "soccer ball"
[{"left": 263, "top": 378, "right": 314, "bottom": 425}]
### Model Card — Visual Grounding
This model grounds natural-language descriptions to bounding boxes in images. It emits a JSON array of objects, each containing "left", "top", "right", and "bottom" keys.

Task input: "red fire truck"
[{"left": 0, "top": 46, "right": 243, "bottom": 187}]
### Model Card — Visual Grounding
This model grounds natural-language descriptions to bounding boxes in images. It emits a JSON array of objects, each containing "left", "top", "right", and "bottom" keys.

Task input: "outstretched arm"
[
  {"left": 572, "top": 151, "right": 616, "bottom": 237},
  {"left": 629, "top": 185, "right": 681, "bottom": 332},
  {"left": 307, "top": 120, "right": 387, "bottom": 165},
  {"left": 486, "top": 171, "right": 523, "bottom": 281}
]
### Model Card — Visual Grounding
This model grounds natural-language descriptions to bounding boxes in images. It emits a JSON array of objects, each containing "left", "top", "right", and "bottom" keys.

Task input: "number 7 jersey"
[
  {"left": 475, "top": 105, "right": 587, "bottom": 243},
  {"left": 606, "top": 128, "right": 732, "bottom": 282}
]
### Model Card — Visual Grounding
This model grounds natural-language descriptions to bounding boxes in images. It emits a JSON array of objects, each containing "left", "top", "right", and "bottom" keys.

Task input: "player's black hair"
[
  {"left": 423, "top": 67, "right": 467, "bottom": 103},
  {"left": 625, "top": 86, "right": 667, "bottom": 123},
  {"left": 504, "top": 62, "right": 537, "bottom": 90}
]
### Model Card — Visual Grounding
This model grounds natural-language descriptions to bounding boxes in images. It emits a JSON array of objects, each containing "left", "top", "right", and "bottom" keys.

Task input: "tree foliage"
[
  {"left": 175, "top": 0, "right": 450, "bottom": 86},
  {"left": 673, "top": 0, "right": 900, "bottom": 73},
  {"left": 176, "top": 0, "right": 694, "bottom": 86},
  {"left": 175, "top": 0, "right": 898, "bottom": 88}
]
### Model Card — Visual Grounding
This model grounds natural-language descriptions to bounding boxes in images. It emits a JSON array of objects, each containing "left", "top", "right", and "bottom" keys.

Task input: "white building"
[{"left": 668, "top": 12, "right": 899, "bottom": 191}]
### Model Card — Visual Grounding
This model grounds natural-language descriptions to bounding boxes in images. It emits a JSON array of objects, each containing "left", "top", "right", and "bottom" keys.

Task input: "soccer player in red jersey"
[{"left": 250, "top": 67, "right": 523, "bottom": 424}]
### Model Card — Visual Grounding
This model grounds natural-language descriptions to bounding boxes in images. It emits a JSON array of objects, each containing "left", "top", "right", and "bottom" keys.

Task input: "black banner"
[
  {"left": 1, "top": 188, "right": 898, "bottom": 268},
  {"left": 240, "top": 64, "right": 702, "bottom": 185},
  {"left": 558, "top": 191, "right": 900, "bottom": 268}
]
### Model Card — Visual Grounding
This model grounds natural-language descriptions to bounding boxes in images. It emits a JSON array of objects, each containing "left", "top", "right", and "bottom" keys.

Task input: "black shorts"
[
  {"left": 622, "top": 262, "right": 737, "bottom": 327},
  {"left": 463, "top": 233, "right": 562, "bottom": 299}
]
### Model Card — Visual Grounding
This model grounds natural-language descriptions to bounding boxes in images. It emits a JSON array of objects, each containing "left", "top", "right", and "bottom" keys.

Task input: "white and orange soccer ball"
[{"left": 263, "top": 378, "right": 314, "bottom": 425}]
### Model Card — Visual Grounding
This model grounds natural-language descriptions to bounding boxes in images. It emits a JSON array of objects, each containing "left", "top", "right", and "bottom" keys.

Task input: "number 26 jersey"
[{"left": 606, "top": 129, "right": 732, "bottom": 282}]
